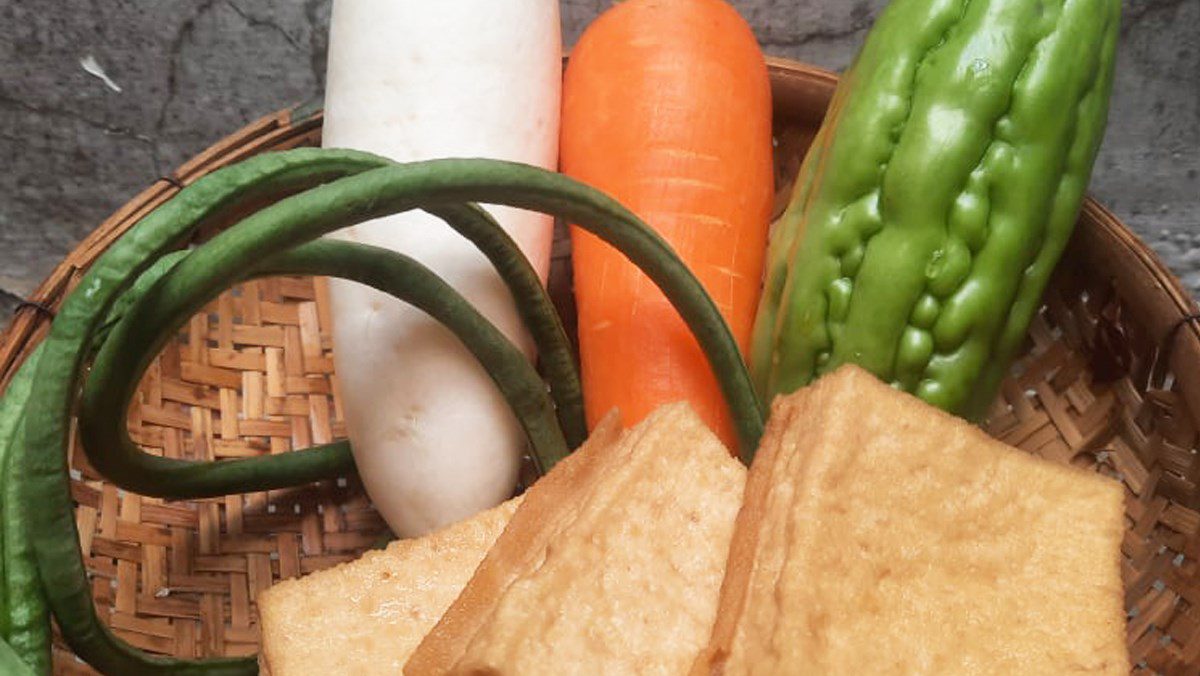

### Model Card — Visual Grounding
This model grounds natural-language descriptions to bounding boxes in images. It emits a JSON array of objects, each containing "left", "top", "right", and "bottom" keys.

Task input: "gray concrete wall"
[{"left": 2, "top": 0, "right": 1196, "bottom": 315}]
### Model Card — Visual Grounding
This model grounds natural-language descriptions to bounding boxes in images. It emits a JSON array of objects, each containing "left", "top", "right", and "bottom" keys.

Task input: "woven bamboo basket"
[{"left": 3, "top": 57, "right": 1199, "bottom": 675}]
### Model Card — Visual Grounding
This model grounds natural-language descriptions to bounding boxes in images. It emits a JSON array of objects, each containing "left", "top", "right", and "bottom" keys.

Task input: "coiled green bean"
[
  {"left": 18, "top": 151, "right": 761, "bottom": 675},
  {"left": 81, "top": 238, "right": 568, "bottom": 496}
]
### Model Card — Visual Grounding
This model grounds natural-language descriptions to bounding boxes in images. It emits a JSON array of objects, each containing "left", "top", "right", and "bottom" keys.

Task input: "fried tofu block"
[
  {"left": 406, "top": 404, "right": 746, "bottom": 675},
  {"left": 696, "top": 365, "right": 1128, "bottom": 675},
  {"left": 257, "top": 498, "right": 520, "bottom": 675},
  {"left": 257, "top": 415, "right": 623, "bottom": 675}
]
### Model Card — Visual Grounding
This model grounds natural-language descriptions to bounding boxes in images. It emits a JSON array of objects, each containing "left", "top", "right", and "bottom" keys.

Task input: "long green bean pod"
[
  {"left": 19, "top": 152, "right": 760, "bottom": 675},
  {"left": 82, "top": 158, "right": 760, "bottom": 464},
  {"left": 0, "top": 636, "right": 36, "bottom": 676},
  {"left": 0, "top": 347, "right": 49, "bottom": 673},
  {"left": 76, "top": 203, "right": 582, "bottom": 501},
  {"left": 20, "top": 149, "right": 392, "bottom": 675},
  {"left": 424, "top": 204, "right": 586, "bottom": 446},
  {"left": 81, "top": 238, "right": 568, "bottom": 496}
]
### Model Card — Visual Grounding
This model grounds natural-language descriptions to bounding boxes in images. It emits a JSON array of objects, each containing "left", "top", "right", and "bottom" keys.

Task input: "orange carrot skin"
[{"left": 562, "top": 0, "right": 773, "bottom": 448}]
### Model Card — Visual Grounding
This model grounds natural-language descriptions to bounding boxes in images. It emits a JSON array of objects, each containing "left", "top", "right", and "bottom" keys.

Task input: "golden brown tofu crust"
[
  {"left": 407, "top": 404, "right": 745, "bottom": 675},
  {"left": 696, "top": 365, "right": 1129, "bottom": 675},
  {"left": 257, "top": 495, "right": 525, "bottom": 675}
]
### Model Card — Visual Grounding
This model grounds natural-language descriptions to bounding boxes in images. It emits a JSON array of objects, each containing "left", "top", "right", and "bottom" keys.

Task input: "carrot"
[{"left": 561, "top": 0, "right": 774, "bottom": 449}]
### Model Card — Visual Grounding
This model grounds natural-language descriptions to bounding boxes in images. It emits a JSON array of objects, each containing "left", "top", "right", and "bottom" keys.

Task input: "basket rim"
[{"left": 2, "top": 57, "right": 1196, "bottom": 399}]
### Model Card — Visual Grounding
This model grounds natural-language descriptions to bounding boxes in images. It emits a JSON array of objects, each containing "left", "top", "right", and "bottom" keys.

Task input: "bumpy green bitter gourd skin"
[{"left": 751, "top": 0, "right": 1120, "bottom": 419}]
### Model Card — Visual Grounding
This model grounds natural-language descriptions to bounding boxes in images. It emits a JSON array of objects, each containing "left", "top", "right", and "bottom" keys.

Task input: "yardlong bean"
[
  {"left": 81, "top": 238, "right": 568, "bottom": 496},
  {"left": 13, "top": 151, "right": 761, "bottom": 675}
]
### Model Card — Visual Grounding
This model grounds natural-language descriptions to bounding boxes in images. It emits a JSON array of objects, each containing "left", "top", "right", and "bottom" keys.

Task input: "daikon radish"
[{"left": 322, "top": 1, "right": 561, "bottom": 536}]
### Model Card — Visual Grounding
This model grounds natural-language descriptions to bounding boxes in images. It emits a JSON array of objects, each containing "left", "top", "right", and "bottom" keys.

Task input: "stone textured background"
[{"left": 1, "top": 0, "right": 1196, "bottom": 316}]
